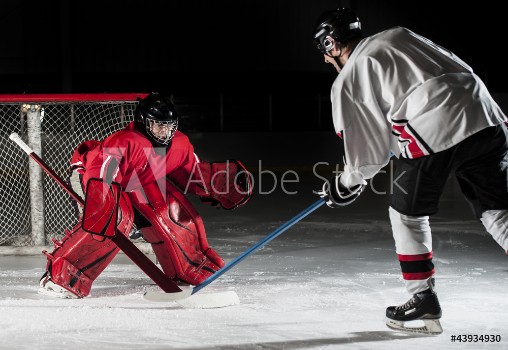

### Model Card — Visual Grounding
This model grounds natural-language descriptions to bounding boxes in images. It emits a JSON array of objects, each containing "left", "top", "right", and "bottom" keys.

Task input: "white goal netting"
[{"left": 0, "top": 93, "right": 146, "bottom": 246}]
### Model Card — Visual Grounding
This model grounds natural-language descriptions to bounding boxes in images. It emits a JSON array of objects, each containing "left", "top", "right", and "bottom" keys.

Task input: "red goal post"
[
  {"left": 0, "top": 93, "right": 148, "bottom": 103},
  {"left": 0, "top": 93, "right": 148, "bottom": 247}
]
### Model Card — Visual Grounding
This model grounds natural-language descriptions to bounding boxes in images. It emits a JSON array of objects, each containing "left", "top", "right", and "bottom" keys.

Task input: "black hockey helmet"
[
  {"left": 134, "top": 92, "right": 178, "bottom": 146},
  {"left": 313, "top": 8, "right": 362, "bottom": 54}
]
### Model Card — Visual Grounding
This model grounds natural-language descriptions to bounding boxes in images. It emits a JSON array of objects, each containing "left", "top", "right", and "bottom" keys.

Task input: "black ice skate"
[{"left": 386, "top": 278, "right": 443, "bottom": 335}]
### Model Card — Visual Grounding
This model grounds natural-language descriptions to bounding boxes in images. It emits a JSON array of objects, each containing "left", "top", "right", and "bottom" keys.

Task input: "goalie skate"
[
  {"left": 38, "top": 273, "right": 79, "bottom": 299},
  {"left": 385, "top": 278, "right": 443, "bottom": 335}
]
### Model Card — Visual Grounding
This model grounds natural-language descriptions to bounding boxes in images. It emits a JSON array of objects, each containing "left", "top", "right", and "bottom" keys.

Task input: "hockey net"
[{"left": 0, "top": 93, "right": 147, "bottom": 246}]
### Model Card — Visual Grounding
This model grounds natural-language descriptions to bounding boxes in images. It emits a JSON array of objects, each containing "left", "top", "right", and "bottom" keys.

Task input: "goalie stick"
[
  {"left": 143, "top": 198, "right": 325, "bottom": 302},
  {"left": 9, "top": 132, "right": 183, "bottom": 294}
]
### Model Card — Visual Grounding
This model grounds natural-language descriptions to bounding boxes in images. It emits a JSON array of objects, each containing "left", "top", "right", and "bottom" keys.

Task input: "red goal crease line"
[{"left": 0, "top": 93, "right": 149, "bottom": 103}]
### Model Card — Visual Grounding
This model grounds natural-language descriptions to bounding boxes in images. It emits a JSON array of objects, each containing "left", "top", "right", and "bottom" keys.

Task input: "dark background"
[{"left": 0, "top": 0, "right": 506, "bottom": 131}]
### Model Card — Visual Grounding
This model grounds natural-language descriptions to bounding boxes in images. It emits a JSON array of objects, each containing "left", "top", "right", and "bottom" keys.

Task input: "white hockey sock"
[
  {"left": 405, "top": 278, "right": 433, "bottom": 295},
  {"left": 389, "top": 207, "right": 432, "bottom": 254},
  {"left": 389, "top": 207, "right": 434, "bottom": 294}
]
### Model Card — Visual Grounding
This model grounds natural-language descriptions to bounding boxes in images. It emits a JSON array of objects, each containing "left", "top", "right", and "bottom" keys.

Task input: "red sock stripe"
[
  {"left": 402, "top": 270, "right": 435, "bottom": 280},
  {"left": 397, "top": 252, "right": 433, "bottom": 262}
]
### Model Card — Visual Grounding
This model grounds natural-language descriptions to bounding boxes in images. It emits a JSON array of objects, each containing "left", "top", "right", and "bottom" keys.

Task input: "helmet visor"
[{"left": 146, "top": 118, "right": 178, "bottom": 145}]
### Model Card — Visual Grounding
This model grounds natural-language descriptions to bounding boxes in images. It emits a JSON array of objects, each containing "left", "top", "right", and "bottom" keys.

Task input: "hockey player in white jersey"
[{"left": 313, "top": 8, "right": 508, "bottom": 334}]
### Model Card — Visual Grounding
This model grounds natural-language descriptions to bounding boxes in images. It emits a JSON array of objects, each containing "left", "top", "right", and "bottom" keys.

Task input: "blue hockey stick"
[
  {"left": 144, "top": 198, "right": 325, "bottom": 301},
  {"left": 194, "top": 198, "right": 325, "bottom": 293}
]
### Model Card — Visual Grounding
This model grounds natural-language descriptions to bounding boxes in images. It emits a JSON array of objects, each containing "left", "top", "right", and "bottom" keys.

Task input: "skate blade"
[{"left": 386, "top": 318, "right": 443, "bottom": 335}]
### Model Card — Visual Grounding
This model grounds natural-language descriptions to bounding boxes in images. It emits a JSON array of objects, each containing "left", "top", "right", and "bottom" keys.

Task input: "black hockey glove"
[{"left": 317, "top": 174, "right": 365, "bottom": 208}]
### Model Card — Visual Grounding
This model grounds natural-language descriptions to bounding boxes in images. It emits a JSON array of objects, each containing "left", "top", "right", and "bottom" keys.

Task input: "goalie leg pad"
[
  {"left": 43, "top": 256, "right": 93, "bottom": 298},
  {"left": 129, "top": 180, "right": 224, "bottom": 286},
  {"left": 41, "top": 193, "right": 134, "bottom": 298}
]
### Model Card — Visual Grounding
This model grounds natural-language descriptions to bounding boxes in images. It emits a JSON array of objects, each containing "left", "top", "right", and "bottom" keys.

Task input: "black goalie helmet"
[
  {"left": 135, "top": 92, "right": 178, "bottom": 146},
  {"left": 313, "top": 8, "right": 362, "bottom": 54}
]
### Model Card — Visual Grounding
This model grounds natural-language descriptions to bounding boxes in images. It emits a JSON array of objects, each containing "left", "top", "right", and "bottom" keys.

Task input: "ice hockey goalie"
[{"left": 39, "top": 92, "right": 252, "bottom": 298}]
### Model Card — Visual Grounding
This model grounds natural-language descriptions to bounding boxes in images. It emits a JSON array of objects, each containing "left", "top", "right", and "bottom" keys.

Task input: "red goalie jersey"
[{"left": 72, "top": 122, "right": 252, "bottom": 209}]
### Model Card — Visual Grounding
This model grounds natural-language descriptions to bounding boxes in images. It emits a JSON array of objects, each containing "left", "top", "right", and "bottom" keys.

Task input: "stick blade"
[
  {"left": 143, "top": 287, "right": 240, "bottom": 309},
  {"left": 143, "top": 287, "right": 193, "bottom": 302}
]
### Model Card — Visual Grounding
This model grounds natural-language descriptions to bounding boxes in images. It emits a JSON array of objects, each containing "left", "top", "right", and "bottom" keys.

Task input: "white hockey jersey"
[{"left": 331, "top": 27, "right": 506, "bottom": 188}]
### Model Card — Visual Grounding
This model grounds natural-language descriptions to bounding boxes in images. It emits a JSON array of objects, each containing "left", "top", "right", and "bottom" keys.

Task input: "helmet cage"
[
  {"left": 314, "top": 28, "right": 335, "bottom": 54},
  {"left": 146, "top": 118, "right": 178, "bottom": 145},
  {"left": 313, "top": 9, "right": 362, "bottom": 54}
]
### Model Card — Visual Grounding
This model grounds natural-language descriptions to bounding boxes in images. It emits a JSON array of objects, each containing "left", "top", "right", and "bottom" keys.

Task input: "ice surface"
[
  {"left": 0, "top": 215, "right": 507, "bottom": 350},
  {"left": 1, "top": 131, "right": 507, "bottom": 349}
]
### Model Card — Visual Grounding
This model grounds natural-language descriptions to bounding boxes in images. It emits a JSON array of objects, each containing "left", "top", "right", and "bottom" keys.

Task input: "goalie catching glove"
[
  {"left": 318, "top": 174, "right": 365, "bottom": 208},
  {"left": 193, "top": 159, "right": 253, "bottom": 210}
]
